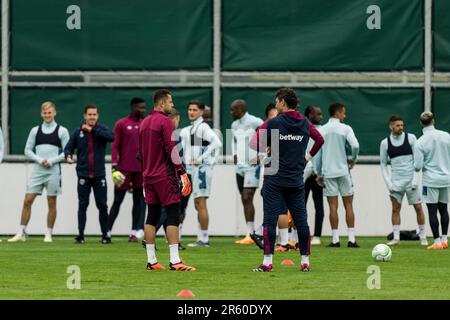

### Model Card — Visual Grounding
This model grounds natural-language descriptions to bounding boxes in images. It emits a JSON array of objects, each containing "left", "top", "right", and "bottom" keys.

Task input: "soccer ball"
[{"left": 371, "top": 244, "right": 392, "bottom": 262}]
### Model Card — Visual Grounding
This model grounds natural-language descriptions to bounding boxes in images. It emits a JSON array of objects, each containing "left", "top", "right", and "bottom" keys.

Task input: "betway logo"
[{"left": 279, "top": 134, "right": 304, "bottom": 142}]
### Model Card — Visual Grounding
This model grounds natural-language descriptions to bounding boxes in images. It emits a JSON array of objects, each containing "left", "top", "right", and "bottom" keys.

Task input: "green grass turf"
[{"left": 0, "top": 236, "right": 448, "bottom": 300}]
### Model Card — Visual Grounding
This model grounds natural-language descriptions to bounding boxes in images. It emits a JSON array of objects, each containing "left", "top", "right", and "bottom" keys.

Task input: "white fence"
[{"left": 0, "top": 163, "right": 432, "bottom": 237}]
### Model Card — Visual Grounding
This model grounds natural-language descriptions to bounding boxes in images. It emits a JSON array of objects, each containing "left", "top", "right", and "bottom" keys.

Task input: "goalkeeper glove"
[
  {"left": 112, "top": 165, "right": 125, "bottom": 187},
  {"left": 179, "top": 169, "right": 192, "bottom": 197}
]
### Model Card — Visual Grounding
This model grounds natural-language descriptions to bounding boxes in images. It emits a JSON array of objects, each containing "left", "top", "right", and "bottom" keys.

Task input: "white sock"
[
  {"left": 278, "top": 228, "right": 288, "bottom": 245},
  {"left": 169, "top": 244, "right": 181, "bottom": 264},
  {"left": 332, "top": 229, "right": 339, "bottom": 244},
  {"left": 107, "top": 231, "right": 112, "bottom": 238},
  {"left": 131, "top": 230, "right": 137, "bottom": 236},
  {"left": 393, "top": 225, "right": 400, "bottom": 241},
  {"left": 418, "top": 224, "right": 426, "bottom": 239},
  {"left": 201, "top": 230, "right": 209, "bottom": 243},
  {"left": 434, "top": 238, "right": 442, "bottom": 245},
  {"left": 442, "top": 235, "right": 448, "bottom": 243},
  {"left": 288, "top": 230, "right": 293, "bottom": 242},
  {"left": 197, "top": 225, "right": 203, "bottom": 241},
  {"left": 146, "top": 244, "right": 157, "bottom": 264},
  {"left": 348, "top": 228, "right": 356, "bottom": 243},
  {"left": 46, "top": 228, "right": 53, "bottom": 236},
  {"left": 246, "top": 222, "right": 255, "bottom": 235},
  {"left": 291, "top": 230, "right": 298, "bottom": 243},
  {"left": 19, "top": 225, "right": 27, "bottom": 235},
  {"left": 301, "top": 255, "right": 309, "bottom": 265},
  {"left": 263, "top": 254, "right": 273, "bottom": 266},
  {"left": 255, "top": 225, "right": 264, "bottom": 236}
]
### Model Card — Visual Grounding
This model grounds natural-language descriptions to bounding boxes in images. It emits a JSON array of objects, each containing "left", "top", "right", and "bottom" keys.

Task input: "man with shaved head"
[{"left": 230, "top": 99, "right": 264, "bottom": 244}]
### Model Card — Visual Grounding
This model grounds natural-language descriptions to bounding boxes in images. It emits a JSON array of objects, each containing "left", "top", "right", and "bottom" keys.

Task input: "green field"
[{"left": 0, "top": 236, "right": 448, "bottom": 300}]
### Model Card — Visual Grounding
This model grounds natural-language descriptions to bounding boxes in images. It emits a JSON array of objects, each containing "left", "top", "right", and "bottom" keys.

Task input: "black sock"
[
  {"left": 426, "top": 203, "right": 440, "bottom": 239},
  {"left": 437, "top": 202, "right": 449, "bottom": 236}
]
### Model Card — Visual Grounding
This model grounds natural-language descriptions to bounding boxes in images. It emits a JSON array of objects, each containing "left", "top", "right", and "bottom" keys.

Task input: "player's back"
[
  {"left": 264, "top": 111, "right": 310, "bottom": 187},
  {"left": 139, "top": 111, "right": 178, "bottom": 183},
  {"left": 417, "top": 127, "right": 450, "bottom": 186},
  {"left": 320, "top": 118, "right": 358, "bottom": 178}
]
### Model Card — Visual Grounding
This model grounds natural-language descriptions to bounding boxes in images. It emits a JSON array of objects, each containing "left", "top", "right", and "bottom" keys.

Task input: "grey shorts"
[
  {"left": 324, "top": 175, "right": 353, "bottom": 197},
  {"left": 26, "top": 172, "right": 61, "bottom": 196},
  {"left": 390, "top": 187, "right": 422, "bottom": 205},
  {"left": 422, "top": 186, "right": 450, "bottom": 204}
]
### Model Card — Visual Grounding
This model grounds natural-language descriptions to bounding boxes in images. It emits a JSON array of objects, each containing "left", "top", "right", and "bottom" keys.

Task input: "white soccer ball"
[{"left": 371, "top": 244, "right": 392, "bottom": 262}]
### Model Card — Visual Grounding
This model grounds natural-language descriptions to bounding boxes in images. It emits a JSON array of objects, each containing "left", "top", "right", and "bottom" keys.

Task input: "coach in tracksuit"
[
  {"left": 64, "top": 104, "right": 115, "bottom": 244},
  {"left": 251, "top": 88, "right": 324, "bottom": 272}
]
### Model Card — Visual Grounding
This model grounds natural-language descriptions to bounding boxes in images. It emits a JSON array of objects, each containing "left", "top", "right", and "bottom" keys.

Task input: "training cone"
[
  {"left": 281, "top": 259, "right": 295, "bottom": 265},
  {"left": 177, "top": 290, "right": 195, "bottom": 298}
]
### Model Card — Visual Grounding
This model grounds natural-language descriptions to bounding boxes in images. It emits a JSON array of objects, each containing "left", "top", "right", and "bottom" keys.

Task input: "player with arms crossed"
[
  {"left": 380, "top": 115, "right": 427, "bottom": 246},
  {"left": 139, "top": 89, "right": 194, "bottom": 270}
]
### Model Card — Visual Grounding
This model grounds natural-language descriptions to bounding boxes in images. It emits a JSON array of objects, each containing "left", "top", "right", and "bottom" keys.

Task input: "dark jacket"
[{"left": 64, "top": 124, "right": 114, "bottom": 178}]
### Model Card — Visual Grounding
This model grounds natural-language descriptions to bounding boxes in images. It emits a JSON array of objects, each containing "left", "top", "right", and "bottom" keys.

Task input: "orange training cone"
[
  {"left": 281, "top": 259, "right": 294, "bottom": 265},
  {"left": 177, "top": 290, "right": 195, "bottom": 298}
]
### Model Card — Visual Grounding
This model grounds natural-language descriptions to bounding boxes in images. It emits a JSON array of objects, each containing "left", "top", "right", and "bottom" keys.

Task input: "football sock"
[
  {"left": 131, "top": 230, "right": 137, "bottom": 236},
  {"left": 263, "top": 254, "right": 273, "bottom": 266},
  {"left": 200, "top": 230, "right": 209, "bottom": 243},
  {"left": 332, "top": 229, "right": 339, "bottom": 244},
  {"left": 146, "top": 244, "right": 157, "bottom": 264},
  {"left": 437, "top": 202, "right": 449, "bottom": 237},
  {"left": 442, "top": 235, "right": 448, "bottom": 243},
  {"left": 426, "top": 203, "right": 440, "bottom": 239},
  {"left": 348, "top": 228, "right": 356, "bottom": 243},
  {"left": 418, "top": 224, "right": 426, "bottom": 239},
  {"left": 46, "top": 228, "right": 53, "bottom": 236},
  {"left": 278, "top": 228, "right": 288, "bottom": 245},
  {"left": 255, "top": 225, "right": 264, "bottom": 236},
  {"left": 169, "top": 244, "right": 181, "bottom": 264},
  {"left": 19, "top": 225, "right": 27, "bottom": 235},
  {"left": 434, "top": 238, "right": 442, "bottom": 246},
  {"left": 246, "top": 222, "right": 255, "bottom": 235},
  {"left": 291, "top": 230, "right": 298, "bottom": 243},
  {"left": 393, "top": 225, "right": 400, "bottom": 241},
  {"left": 301, "top": 255, "right": 309, "bottom": 265}
]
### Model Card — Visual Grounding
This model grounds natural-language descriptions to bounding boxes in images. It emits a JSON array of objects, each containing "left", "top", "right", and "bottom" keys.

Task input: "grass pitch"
[{"left": 0, "top": 236, "right": 448, "bottom": 300}]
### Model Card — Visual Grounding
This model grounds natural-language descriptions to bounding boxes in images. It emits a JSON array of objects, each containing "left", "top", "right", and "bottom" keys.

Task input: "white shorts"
[
  {"left": 390, "top": 187, "right": 422, "bottom": 205},
  {"left": 324, "top": 175, "right": 353, "bottom": 197},
  {"left": 189, "top": 165, "right": 213, "bottom": 199},
  {"left": 26, "top": 172, "right": 61, "bottom": 196},
  {"left": 422, "top": 186, "right": 450, "bottom": 204},
  {"left": 236, "top": 165, "right": 261, "bottom": 192}
]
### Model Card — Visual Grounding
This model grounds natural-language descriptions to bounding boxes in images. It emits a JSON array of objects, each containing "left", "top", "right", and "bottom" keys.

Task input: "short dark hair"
[
  {"left": 130, "top": 97, "right": 145, "bottom": 106},
  {"left": 389, "top": 115, "right": 403, "bottom": 124},
  {"left": 153, "top": 89, "right": 171, "bottom": 105},
  {"left": 187, "top": 100, "right": 205, "bottom": 110},
  {"left": 420, "top": 111, "right": 434, "bottom": 126},
  {"left": 329, "top": 103, "right": 345, "bottom": 117},
  {"left": 264, "top": 103, "right": 276, "bottom": 118},
  {"left": 275, "top": 88, "right": 298, "bottom": 109},
  {"left": 304, "top": 105, "right": 319, "bottom": 118},
  {"left": 168, "top": 107, "right": 180, "bottom": 119},
  {"left": 84, "top": 104, "right": 97, "bottom": 114}
]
